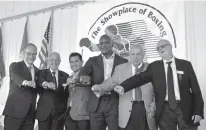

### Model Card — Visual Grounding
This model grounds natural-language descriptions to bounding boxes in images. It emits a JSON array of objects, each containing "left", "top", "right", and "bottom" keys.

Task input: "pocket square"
[{"left": 177, "top": 70, "right": 184, "bottom": 75}]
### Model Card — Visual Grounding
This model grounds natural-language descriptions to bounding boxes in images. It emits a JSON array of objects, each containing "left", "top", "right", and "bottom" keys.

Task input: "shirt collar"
[
  {"left": 163, "top": 56, "right": 175, "bottom": 64},
  {"left": 101, "top": 53, "right": 115, "bottom": 59},
  {"left": 71, "top": 70, "right": 80, "bottom": 77},
  {"left": 50, "top": 69, "right": 58, "bottom": 74},
  {"left": 131, "top": 62, "right": 143, "bottom": 69},
  {"left": 24, "top": 60, "right": 33, "bottom": 68}
]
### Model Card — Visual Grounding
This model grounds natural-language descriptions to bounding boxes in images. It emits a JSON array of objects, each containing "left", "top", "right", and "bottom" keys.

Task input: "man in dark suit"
[
  {"left": 92, "top": 44, "right": 157, "bottom": 130},
  {"left": 36, "top": 52, "right": 69, "bottom": 130},
  {"left": 79, "top": 34, "right": 128, "bottom": 130},
  {"left": 64, "top": 52, "right": 90, "bottom": 130},
  {"left": 3, "top": 43, "right": 39, "bottom": 130},
  {"left": 114, "top": 39, "right": 204, "bottom": 130}
]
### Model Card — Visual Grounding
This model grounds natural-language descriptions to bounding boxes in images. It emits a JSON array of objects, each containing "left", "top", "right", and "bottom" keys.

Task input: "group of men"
[{"left": 2, "top": 32, "right": 204, "bottom": 130}]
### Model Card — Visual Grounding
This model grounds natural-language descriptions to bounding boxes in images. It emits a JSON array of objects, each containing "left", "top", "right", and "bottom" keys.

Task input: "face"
[
  {"left": 48, "top": 54, "right": 61, "bottom": 71},
  {"left": 23, "top": 46, "right": 37, "bottom": 65},
  {"left": 69, "top": 56, "right": 83, "bottom": 72},
  {"left": 156, "top": 40, "right": 173, "bottom": 60},
  {"left": 99, "top": 37, "right": 113, "bottom": 55},
  {"left": 129, "top": 46, "right": 144, "bottom": 68}
]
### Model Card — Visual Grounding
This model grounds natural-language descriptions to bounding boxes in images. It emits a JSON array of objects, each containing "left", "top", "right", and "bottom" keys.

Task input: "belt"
[
  {"left": 164, "top": 100, "right": 181, "bottom": 104},
  {"left": 131, "top": 100, "right": 144, "bottom": 103}
]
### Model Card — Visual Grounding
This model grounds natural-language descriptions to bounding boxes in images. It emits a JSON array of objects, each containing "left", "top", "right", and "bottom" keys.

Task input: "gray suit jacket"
[
  {"left": 67, "top": 74, "right": 90, "bottom": 120},
  {"left": 99, "top": 62, "right": 156, "bottom": 129}
]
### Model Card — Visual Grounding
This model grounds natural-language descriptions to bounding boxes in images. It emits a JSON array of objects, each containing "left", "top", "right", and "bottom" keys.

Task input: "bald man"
[
  {"left": 115, "top": 39, "right": 204, "bottom": 130},
  {"left": 92, "top": 44, "right": 157, "bottom": 130},
  {"left": 3, "top": 43, "right": 39, "bottom": 130},
  {"left": 36, "top": 52, "right": 69, "bottom": 130}
]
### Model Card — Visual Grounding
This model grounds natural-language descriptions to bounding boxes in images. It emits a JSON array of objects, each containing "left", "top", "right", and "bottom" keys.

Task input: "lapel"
[
  {"left": 20, "top": 61, "right": 32, "bottom": 80},
  {"left": 97, "top": 55, "right": 104, "bottom": 81},
  {"left": 128, "top": 63, "right": 133, "bottom": 77},
  {"left": 111, "top": 54, "right": 119, "bottom": 75},
  {"left": 158, "top": 60, "right": 167, "bottom": 93},
  {"left": 174, "top": 58, "right": 182, "bottom": 87}
]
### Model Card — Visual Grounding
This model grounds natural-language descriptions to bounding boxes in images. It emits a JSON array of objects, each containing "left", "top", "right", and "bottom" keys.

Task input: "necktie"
[
  {"left": 52, "top": 72, "right": 57, "bottom": 88},
  {"left": 28, "top": 66, "right": 33, "bottom": 80},
  {"left": 133, "top": 67, "right": 142, "bottom": 101},
  {"left": 167, "top": 61, "right": 177, "bottom": 109}
]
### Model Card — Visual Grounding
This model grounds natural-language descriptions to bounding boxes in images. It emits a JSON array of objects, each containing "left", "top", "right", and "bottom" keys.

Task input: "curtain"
[
  {"left": 28, "top": 12, "right": 51, "bottom": 67},
  {"left": 52, "top": 7, "right": 78, "bottom": 74},
  {"left": 0, "top": 17, "right": 27, "bottom": 104},
  {"left": 185, "top": 1, "right": 206, "bottom": 130}
]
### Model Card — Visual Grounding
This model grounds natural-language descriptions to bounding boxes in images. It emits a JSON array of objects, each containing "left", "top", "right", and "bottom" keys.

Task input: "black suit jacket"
[
  {"left": 120, "top": 58, "right": 204, "bottom": 126},
  {"left": 35, "top": 69, "right": 69, "bottom": 121},
  {"left": 79, "top": 54, "right": 128, "bottom": 112},
  {"left": 3, "top": 61, "right": 39, "bottom": 119}
]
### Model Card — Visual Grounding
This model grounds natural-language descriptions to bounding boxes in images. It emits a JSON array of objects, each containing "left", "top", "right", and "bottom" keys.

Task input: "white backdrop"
[{"left": 0, "top": 1, "right": 206, "bottom": 130}]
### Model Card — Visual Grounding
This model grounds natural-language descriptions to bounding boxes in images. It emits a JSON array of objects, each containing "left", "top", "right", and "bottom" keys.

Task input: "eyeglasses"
[
  {"left": 25, "top": 52, "right": 37, "bottom": 56},
  {"left": 156, "top": 44, "right": 170, "bottom": 51}
]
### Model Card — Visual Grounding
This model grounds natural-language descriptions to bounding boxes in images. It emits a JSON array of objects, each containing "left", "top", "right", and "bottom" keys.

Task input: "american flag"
[{"left": 39, "top": 20, "right": 51, "bottom": 69}]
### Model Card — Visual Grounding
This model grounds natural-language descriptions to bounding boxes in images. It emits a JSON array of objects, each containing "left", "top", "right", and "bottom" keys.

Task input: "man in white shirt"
[
  {"left": 115, "top": 39, "right": 204, "bottom": 130},
  {"left": 36, "top": 52, "right": 69, "bottom": 130},
  {"left": 79, "top": 35, "right": 128, "bottom": 130},
  {"left": 3, "top": 43, "right": 39, "bottom": 130}
]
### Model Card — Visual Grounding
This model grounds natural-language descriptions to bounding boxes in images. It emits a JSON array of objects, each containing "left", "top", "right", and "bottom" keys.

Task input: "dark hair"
[
  {"left": 23, "top": 43, "right": 37, "bottom": 51},
  {"left": 69, "top": 52, "right": 82, "bottom": 61},
  {"left": 99, "top": 34, "right": 111, "bottom": 42}
]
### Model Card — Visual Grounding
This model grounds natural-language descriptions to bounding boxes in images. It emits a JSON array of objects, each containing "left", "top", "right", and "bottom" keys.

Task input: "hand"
[
  {"left": 23, "top": 81, "right": 36, "bottom": 88},
  {"left": 91, "top": 85, "right": 101, "bottom": 97},
  {"left": 114, "top": 86, "right": 124, "bottom": 95},
  {"left": 192, "top": 115, "right": 202, "bottom": 124},
  {"left": 147, "top": 104, "right": 156, "bottom": 119},
  {"left": 66, "top": 77, "right": 76, "bottom": 84},
  {"left": 30, "top": 81, "right": 36, "bottom": 88},
  {"left": 47, "top": 82, "right": 56, "bottom": 90}
]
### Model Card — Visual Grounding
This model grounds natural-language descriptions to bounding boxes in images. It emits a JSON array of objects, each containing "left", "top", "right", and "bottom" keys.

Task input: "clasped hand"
[
  {"left": 23, "top": 80, "right": 36, "bottom": 88},
  {"left": 42, "top": 82, "right": 56, "bottom": 90}
]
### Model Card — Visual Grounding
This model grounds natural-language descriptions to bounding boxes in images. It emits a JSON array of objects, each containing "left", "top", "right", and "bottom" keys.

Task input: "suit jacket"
[
  {"left": 3, "top": 61, "right": 39, "bottom": 119},
  {"left": 120, "top": 58, "right": 204, "bottom": 126},
  {"left": 67, "top": 83, "right": 90, "bottom": 120},
  {"left": 79, "top": 54, "right": 128, "bottom": 112},
  {"left": 36, "top": 69, "right": 69, "bottom": 121},
  {"left": 99, "top": 62, "right": 156, "bottom": 128}
]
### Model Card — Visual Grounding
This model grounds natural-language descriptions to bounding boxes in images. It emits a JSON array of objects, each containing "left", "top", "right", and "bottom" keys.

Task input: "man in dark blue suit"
[
  {"left": 79, "top": 35, "right": 128, "bottom": 130},
  {"left": 3, "top": 43, "right": 39, "bottom": 130},
  {"left": 114, "top": 39, "right": 204, "bottom": 130},
  {"left": 36, "top": 52, "right": 69, "bottom": 130}
]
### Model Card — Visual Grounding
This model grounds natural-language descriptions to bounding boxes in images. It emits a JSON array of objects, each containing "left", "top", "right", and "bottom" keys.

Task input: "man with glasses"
[
  {"left": 3, "top": 43, "right": 39, "bottom": 130},
  {"left": 79, "top": 34, "right": 128, "bottom": 130},
  {"left": 114, "top": 39, "right": 204, "bottom": 130},
  {"left": 36, "top": 52, "right": 69, "bottom": 130}
]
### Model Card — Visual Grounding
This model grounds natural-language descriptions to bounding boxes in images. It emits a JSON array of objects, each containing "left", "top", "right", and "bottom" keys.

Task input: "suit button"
[{"left": 129, "top": 110, "right": 131, "bottom": 112}]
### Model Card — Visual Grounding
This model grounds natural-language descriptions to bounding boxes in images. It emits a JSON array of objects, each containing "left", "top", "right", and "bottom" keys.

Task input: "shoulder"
[
  {"left": 115, "top": 54, "right": 128, "bottom": 63},
  {"left": 116, "top": 62, "right": 129, "bottom": 69},
  {"left": 59, "top": 70, "right": 69, "bottom": 77},
  {"left": 9, "top": 61, "right": 23, "bottom": 69},
  {"left": 86, "top": 55, "right": 100, "bottom": 62},
  {"left": 36, "top": 69, "right": 48, "bottom": 76}
]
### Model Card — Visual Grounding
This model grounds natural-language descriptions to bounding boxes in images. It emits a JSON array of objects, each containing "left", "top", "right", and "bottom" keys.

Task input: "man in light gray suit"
[
  {"left": 92, "top": 44, "right": 157, "bottom": 130},
  {"left": 64, "top": 52, "right": 90, "bottom": 130}
]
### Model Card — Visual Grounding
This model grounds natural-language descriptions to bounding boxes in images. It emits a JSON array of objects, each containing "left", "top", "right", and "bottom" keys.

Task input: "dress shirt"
[
  {"left": 50, "top": 69, "right": 59, "bottom": 87},
  {"left": 102, "top": 53, "right": 115, "bottom": 80},
  {"left": 131, "top": 63, "right": 143, "bottom": 101},
  {"left": 163, "top": 57, "right": 180, "bottom": 101},
  {"left": 22, "top": 61, "right": 35, "bottom": 86}
]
